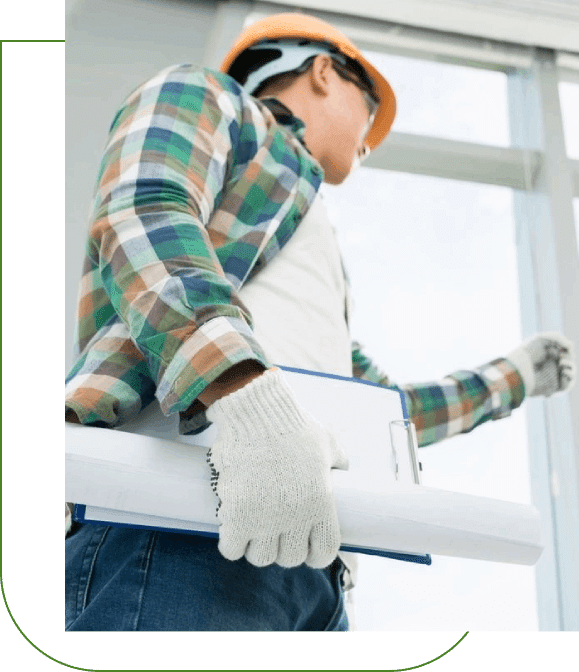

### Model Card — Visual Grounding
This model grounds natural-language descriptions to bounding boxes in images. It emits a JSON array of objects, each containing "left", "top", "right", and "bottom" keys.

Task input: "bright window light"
[
  {"left": 321, "top": 168, "right": 537, "bottom": 630},
  {"left": 559, "top": 81, "right": 579, "bottom": 159},
  {"left": 364, "top": 50, "right": 510, "bottom": 147}
]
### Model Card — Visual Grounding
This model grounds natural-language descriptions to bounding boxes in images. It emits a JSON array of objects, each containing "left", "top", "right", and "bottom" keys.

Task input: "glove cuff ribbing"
[
  {"left": 505, "top": 347, "right": 535, "bottom": 396},
  {"left": 206, "top": 367, "right": 310, "bottom": 439}
]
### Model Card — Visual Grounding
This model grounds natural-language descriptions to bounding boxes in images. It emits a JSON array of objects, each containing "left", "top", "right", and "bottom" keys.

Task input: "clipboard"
[{"left": 68, "top": 365, "right": 431, "bottom": 564}]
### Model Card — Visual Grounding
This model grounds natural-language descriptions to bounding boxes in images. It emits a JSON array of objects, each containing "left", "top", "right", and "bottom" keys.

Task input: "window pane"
[
  {"left": 559, "top": 82, "right": 579, "bottom": 158},
  {"left": 364, "top": 50, "right": 510, "bottom": 146},
  {"left": 321, "top": 168, "right": 537, "bottom": 630}
]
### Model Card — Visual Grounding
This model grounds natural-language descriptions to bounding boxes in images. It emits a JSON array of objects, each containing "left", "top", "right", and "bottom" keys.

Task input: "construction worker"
[{"left": 65, "top": 13, "right": 576, "bottom": 631}]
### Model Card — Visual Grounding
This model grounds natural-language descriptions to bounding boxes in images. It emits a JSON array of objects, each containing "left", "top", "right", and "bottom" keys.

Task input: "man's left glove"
[
  {"left": 205, "top": 367, "right": 349, "bottom": 569},
  {"left": 506, "top": 331, "right": 576, "bottom": 397}
]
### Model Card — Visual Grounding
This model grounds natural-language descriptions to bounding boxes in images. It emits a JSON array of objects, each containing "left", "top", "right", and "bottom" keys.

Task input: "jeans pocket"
[
  {"left": 65, "top": 525, "right": 110, "bottom": 630},
  {"left": 322, "top": 558, "right": 348, "bottom": 631}
]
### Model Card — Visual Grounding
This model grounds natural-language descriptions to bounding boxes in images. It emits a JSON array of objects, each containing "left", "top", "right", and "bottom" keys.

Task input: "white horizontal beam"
[
  {"left": 255, "top": 0, "right": 579, "bottom": 54},
  {"left": 365, "top": 132, "right": 543, "bottom": 190},
  {"left": 250, "top": 2, "right": 533, "bottom": 71},
  {"left": 557, "top": 52, "right": 579, "bottom": 85}
]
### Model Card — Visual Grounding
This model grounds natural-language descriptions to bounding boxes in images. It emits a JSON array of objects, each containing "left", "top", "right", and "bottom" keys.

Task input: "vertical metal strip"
[
  {"left": 203, "top": 0, "right": 254, "bottom": 70},
  {"left": 507, "top": 48, "right": 579, "bottom": 631}
]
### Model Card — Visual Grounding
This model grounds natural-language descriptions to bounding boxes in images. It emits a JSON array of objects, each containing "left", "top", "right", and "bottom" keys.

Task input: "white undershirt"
[{"left": 239, "top": 192, "right": 353, "bottom": 377}]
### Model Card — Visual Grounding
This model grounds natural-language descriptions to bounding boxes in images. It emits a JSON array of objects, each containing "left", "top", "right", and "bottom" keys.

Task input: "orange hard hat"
[{"left": 220, "top": 13, "right": 397, "bottom": 151}]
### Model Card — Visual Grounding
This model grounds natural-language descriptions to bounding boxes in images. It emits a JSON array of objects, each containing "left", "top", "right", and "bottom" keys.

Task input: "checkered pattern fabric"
[
  {"left": 65, "top": 64, "right": 526, "bottom": 447},
  {"left": 66, "top": 66, "right": 322, "bottom": 423},
  {"left": 352, "top": 344, "right": 525, "bottom": 447}
]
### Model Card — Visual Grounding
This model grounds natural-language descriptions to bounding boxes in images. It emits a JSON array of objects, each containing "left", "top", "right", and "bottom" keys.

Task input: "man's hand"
[
  {"left": 506, "top": 331, "right": 576, "bottom": 397},
  {"left": 205, "top": 367, "right": 349, "bottom": 569}
]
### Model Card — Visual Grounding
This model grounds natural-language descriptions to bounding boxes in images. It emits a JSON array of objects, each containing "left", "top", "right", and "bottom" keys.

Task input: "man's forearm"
[{"left": 65, "top": 360, "right": 267, "bottom": 425}]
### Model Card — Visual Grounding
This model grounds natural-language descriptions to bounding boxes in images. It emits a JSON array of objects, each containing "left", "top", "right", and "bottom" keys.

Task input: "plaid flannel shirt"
[{"left": 65, "top": 63, "right": 525, "bottom": 454}]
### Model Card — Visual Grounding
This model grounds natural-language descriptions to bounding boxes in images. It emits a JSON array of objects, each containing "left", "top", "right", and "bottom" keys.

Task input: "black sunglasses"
[{"left": 330, "top": 58, "right": 380, "bottom": 117}]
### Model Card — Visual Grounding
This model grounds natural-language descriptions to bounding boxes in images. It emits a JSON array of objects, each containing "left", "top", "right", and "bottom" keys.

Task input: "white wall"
[{"left": 258, "top": 0, "right": 579, "bottom": 52}]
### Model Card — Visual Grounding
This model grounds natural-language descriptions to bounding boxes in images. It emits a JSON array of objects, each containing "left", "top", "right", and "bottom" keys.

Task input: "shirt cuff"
[
  {"left": 156, "top": 314, "right": 272, "bottom": 416},
  {"left": 475, "top": 357, "right": 526, "bottom": 420},
  {"left": 65, "top": 376, "right": 145, "bottom": 426}
]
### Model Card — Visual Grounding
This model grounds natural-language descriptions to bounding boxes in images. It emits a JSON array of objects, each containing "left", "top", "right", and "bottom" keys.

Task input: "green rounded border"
[{"left": 0, "top": 577, "right": 469, "bottom": 672}]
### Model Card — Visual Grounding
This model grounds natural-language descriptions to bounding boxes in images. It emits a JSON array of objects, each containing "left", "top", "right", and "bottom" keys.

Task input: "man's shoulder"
[
  {"left": 161, "top": 63, "right": 243, "bottom": 89},
  {"left": 129, "top": 63, "right": 249, "bottom": 110},
  {"left": 107, "top": 64, "right": 261, "bottom": 138}
]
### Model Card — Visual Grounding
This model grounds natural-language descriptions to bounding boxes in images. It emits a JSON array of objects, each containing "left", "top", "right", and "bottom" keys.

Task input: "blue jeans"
[{"left": 65, "top": 524, "right": 349, "bottom": 631}]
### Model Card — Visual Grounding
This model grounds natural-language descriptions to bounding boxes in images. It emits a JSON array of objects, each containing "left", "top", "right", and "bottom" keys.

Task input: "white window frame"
[
  {"left": 207, "top": 0, "right": 579, "bottom": 631},
  {"left": 249, "top": 0, "right": 579, "bottom": 54}
]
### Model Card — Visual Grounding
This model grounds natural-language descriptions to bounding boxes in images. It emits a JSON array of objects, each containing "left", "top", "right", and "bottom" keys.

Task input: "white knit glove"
[
  {"left": 205, "top": 367, "right": 349, "bottom": 569},
  {"left": 506, "top": 332, "right": 576, "bottom": 397}
]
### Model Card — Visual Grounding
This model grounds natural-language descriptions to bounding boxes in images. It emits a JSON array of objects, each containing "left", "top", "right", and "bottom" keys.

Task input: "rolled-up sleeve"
[
  {"left": 66, "top": 66, "right": 271, "bottom": 424},
  {"left": 351, "top": 341, "right": 525, "bottom": 448}
]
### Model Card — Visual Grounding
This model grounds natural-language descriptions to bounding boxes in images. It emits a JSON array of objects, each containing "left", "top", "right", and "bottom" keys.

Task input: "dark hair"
[{"left": 228, "top": 47, "right": 286, "bottom": 87}]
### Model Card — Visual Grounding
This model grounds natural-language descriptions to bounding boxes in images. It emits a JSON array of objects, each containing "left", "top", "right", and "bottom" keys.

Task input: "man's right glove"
[
  {"left": 205, "top": 366, "right": 349, "bottom": 569},
  {"left": 506, "top": 331, "right": 576, "bottom": 398}
]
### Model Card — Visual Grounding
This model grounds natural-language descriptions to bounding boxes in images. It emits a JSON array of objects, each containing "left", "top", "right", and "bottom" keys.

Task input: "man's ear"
[{"left": 309, "top": 54, "right": 333, "bottom": 96}]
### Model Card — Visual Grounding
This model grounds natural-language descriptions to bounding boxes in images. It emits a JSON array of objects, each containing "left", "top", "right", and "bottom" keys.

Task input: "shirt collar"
[{"left": 259, "top": 97, "right": 308, "bottom": 145}]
